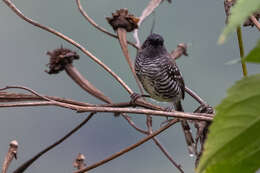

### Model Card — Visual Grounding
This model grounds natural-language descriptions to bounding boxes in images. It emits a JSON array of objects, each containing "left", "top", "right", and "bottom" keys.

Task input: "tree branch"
[
  {"left": 152, "top": 137, "right": 184, "bottom": 173},
  {"left": 74, "top": 119, "right": 179, "bottom": 173},
  {"left": 75, "top": 0, "right": 138, "bottom": 49},
  {"left": 13, "top": 113, "right": 95, "bottom": 173},
  {"left": 1, "top": 140, "right": 18, "bottom": 173},
  {"left": 0, "top": 92, "right": 93, "bottom": 106}
]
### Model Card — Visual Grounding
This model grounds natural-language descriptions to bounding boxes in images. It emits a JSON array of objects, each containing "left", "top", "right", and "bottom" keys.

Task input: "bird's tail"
[{"left": 175, "top": 101, "right": 195, "bottom": 156}]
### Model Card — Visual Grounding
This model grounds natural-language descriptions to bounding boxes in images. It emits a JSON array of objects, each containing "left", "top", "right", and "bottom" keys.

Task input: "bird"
[{"left": 134, "top": 33, "right": 195, "bottom": 155}]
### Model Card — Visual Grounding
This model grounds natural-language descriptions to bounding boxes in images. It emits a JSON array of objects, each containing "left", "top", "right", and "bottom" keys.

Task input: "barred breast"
[{"left": 135, "top": 52, "right": 184, "bottom": 103}]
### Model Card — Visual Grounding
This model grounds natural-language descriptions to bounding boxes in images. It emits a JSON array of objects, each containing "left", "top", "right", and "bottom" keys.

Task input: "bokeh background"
[{"left": 0, "top": 0, "right": 259, "bottom": 172}]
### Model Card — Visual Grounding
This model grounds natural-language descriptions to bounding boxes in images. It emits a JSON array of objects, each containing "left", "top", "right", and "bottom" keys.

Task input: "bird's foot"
[{"left": 130, "top": 93, "right": 150, "bottom": 107}]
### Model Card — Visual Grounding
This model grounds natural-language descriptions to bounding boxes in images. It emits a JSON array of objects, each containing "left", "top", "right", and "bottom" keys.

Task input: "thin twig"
[
  {"left": 185, "top": 87, "right": 207, "bottom": 105},
  {"left": 3, "top": 0, "right": 133, "bottom": 95},
  {"left": 0, "top": 92, "right": 93, "bottom": 106},
  {"left": 122, "top": 114, "right": 149, "bottom": 134},
  {"left": 0, "top": 86, "right": 55, "bottom": 103},
  {"left": 74, "top": 119, "right": 179, "bottom": 173},
  {"left": 122, "top": 110, "right": 181, "bottom": 172},
  {"left": 1, "top": 140, "right": 18, "bottom": 173},
  {"left": 13, "top": 113, "right": 95, "bottom": 173},
  {"left": 75, "top": 0, "right": 138, "bottom": 49},
  {"left": 152, "top": 137, "right": 184, "bottom": 173},
  {"left": 249, "top": 15, "right": 260, "bottom": 31},
  {"left": 236, "top": 26, "right": 248, "bottom": 77},
  {"left": 0, "top": 101, "right": 54, "bottom": 107},
  {"left": 0, "top": 92, "right": 134, "bottom": 108}
]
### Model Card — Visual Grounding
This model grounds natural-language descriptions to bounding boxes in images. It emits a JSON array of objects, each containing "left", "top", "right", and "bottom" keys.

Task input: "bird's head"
[{"left": 141, "top": 33, "right": 164, "bottom": 49}]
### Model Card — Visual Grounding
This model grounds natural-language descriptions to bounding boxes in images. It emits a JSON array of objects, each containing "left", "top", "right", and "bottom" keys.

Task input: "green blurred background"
[{"left": 0, "top": 0, "right": 259, "bottom": 172}]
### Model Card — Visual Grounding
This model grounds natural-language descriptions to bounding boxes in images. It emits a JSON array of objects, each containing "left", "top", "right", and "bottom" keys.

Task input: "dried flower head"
[
  {"left": 73, "top": 153, "right": 86, "bottom": 170},
  {"left": 46, "top": 47, "right": 79, "bottom": 74},
  {"left": 106, "top": 8, "right": 139, "bottom": 32},
  {"left": 224, "top": 0, "right": 260, "bottom": 27}
]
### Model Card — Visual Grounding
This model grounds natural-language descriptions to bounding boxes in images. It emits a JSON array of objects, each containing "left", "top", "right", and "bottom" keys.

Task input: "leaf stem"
[{"left": 236, "top": 26, "right": 248, "bottom": 77}]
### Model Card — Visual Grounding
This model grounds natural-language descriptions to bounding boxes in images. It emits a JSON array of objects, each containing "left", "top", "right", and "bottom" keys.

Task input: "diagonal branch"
[
  {"left": 122, "top": 114, "right": 149, "bottom": 134},
  {"left": 0, "top": 92, "right": 93, "bottom": 106},
  {"left": 185, "top": 87, "right": 207, "bottom": 105},
  {"left": 13, "top": 113, "right": 95, "bottom": 173},
  {"left": 2, "top": 0, "right": 133, "bottom": 95},
  {"left": 75, "top": 0, "right": 138, "bottom": 49},
  {"left": 74, "top": 119, "right": 179, "bottom": 173},
  {"left": 152, "top": 137, "right": 184, "bottom": 173},
  {"left": 2, "top": 140, "right": 18, "bottom": 173}
]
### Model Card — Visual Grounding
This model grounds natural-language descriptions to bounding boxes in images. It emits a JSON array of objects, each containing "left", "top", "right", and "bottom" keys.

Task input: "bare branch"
[
  {"left": 74, "top": 119, "right": 179, "bottom": 173},
  {"left": 0, "top": 101, "right": 54, "bottom": 107},
  {"left": 3, "top": 0, "right": 133, "bottom": 95},
  {"left": 121, "top": 114, "right": 149, "bottom": 134},
  {"left": 0, "top": 86, "right": 55, "bottom": 103},
  {"left": 1, "top": 140, "right": 18, "bottom": 173},
  {"left": 13, "top": 113, "right": 94, "bottom": 173},
  {"left": 75, "top": 0, "right": 138, "bottom": 49},
  {"left": 185, "top": 87, "right": 207, "bottom": 106},
  {"left": 73, "top": 153, "right": 86, "bottom": 170},
  {"left": 152, "top": 138, "right": 184, "bottom": 173}
]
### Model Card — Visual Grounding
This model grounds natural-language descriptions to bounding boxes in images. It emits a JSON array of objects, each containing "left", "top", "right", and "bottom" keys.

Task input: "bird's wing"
[{"left": 165, "top": 55, "right": 185, "bottom": 99}]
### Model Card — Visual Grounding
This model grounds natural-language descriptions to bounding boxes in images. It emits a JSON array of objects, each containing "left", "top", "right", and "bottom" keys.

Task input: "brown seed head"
[
  {"left": 106, "top": 8, "right": 139, "bottom": 32},
  {"left": 46, "top": 47, "right": 79, "bottom": 74},
  {"left": 73, "top": 153, "right": 86, "bottom": 170}
]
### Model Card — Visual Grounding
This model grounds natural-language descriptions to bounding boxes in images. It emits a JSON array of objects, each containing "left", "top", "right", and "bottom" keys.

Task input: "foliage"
[
  {"left": 219, "top": 0, "right": 260, "bottom": 43},
  {"left": 198, "top": 0, "right": 260, "bottom": 172},
  {"left": 197, "top": 74, "right": 260, "bottom": 173}
]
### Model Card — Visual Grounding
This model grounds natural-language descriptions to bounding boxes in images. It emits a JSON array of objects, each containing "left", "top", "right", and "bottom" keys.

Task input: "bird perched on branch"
[{"left": 134, "top": 33, "right": 195, "bottom": 155}]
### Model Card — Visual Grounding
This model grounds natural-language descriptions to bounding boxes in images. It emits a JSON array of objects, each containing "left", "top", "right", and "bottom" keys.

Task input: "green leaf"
[
  {"left": 197, "top": 74, "right": 260, "bottom": 173},
  {"left": 219, "top": 0, "right": 260, "bottom": 44},
  {"left": 244, "top": 40, "right": 260, "bottom": 63}
]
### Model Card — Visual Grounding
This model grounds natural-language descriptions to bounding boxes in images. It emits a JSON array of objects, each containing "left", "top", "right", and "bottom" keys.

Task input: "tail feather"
[{"left": 175, "top": 101, "right": 195, "bottom": 156}]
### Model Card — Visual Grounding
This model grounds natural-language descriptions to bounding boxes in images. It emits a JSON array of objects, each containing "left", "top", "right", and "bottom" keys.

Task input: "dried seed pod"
[
  {"left": 73, "top": 153, "right": 86, "bottom": 170},
  {"left": 46, "top": 47, "right": 79, "bottom": 74},
  {"left": 106, "top": 8, "right": 139, "bottom": 32}
]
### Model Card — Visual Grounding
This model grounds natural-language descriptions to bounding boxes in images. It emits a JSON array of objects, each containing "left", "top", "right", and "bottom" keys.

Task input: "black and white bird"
[{"left": 135, "top": 33, "right": 195, "bottom": 155}]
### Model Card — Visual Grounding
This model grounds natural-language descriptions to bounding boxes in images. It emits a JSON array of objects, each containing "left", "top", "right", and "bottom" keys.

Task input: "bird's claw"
[{"left": 130, "top": 93, "right": 142, "bottom": 106}]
